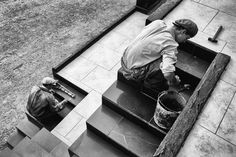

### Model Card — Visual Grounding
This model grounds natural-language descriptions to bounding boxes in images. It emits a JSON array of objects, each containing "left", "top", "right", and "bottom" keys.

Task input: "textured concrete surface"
[{"left": 0, "top": 0, "right": 135, "bottom": 150}]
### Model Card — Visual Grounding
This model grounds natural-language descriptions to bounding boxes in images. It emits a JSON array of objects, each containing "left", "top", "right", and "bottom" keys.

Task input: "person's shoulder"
[
  {"left": 151, "top": 20, "right": 166, "bottom": 26},
  {"left": 31, "top": 85, "right": 41, "bottom": 93}
]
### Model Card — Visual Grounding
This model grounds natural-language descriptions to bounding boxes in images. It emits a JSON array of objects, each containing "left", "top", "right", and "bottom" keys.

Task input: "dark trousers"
[{"left": 121, "top": 58, "right": 169, "bottom": 98}]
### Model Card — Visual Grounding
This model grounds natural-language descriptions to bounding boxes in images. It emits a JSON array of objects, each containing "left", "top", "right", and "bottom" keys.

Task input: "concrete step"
[
  {"left": 69, "top": 129, "right": 130, "bottom": 157},
  {"left": 13, "top": 137, "right": 54, "bottom": 157},
  {"left": 50, "top": 142, "right": 70, "bottom": 157},
  {"left": 87, "top": 105, "right": 165, "bottom": 157},
  {"left": 25, "top": 110, "right": 44, "bottom": 129},
  {"left": 0, "top": 147, "right": 21, "bottom": 157},
  {"left": 31, "top": 128, "right": 61, "bottom": 153},
  {"left": 25, "top": 110, "right": 62, "bottom": 131},
  {"left": 16, "top": 118, "right": 41, "bottom": 139},
  {"left": 7, "top": 130, "right": 25, "bottom": 149},
  {"left": 102, "top": 80, "right": 167, "bottom": 134}
]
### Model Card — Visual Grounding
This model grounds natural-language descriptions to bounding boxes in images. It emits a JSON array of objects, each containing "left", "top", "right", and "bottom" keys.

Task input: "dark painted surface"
[
  {"left": 50, "top": 142, "right": 70, "bottom": 157},
  {"left": 103, "top": 80, "right": 168, "bottom": 135},
  {"left": 103, "top": 80, "right": 156, "bottom": 122},
  {"left": 136, "top": 0, "right": 164, "bottom": 14},
  {"left": 0, "top": 147, "right": 20, "bottom": 157},
  {"left": 7, "top": 130, "right": 25, "bottom": 149},
  {"left": 87, "top": 105, "right": 165, "bottom": 157},
  {"left": 16, "top": 118, "right": 41, "bottom": 138},
  {"left": 87, "top": 105, "right": 123, "bottom": 135},
  {"left": 177, "top": 50, "right": 211, "bottom": 79},
  {"left": 69, "top": 130, "right": 129, "bottom": 157},
  {"left": 13, "top": 137, "right": 54, "bottom": 157},
  {"left": 31, "top": 128, "right": 61, "bottom": 153}
]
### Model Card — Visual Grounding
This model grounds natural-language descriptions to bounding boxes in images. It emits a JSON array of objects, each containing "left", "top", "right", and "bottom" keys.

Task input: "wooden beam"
[
  {"left": 146, "top": 0, "right": 183, "bottom": 25},
  {"left": 153, "top": 53, "right": 230, "bottom": 157}
]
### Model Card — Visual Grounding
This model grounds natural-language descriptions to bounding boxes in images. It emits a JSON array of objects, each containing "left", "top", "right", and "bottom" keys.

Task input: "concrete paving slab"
[
  {"left": 65, "top": 118, "right": 86, "bottom": 144},
  {"left": 73, "top": 90, "right": 102, "bottom": 119},
  {"left": 217, "top": 94, "right": 236, "bottom": 145},
  {"left": 197, "top": 80, "right": 236, "bottom": 133},
  {"left": 81, "top": 66, "right": 116, "bottom": 94},
  {"left": 113, "top": 12, "right": 148, "bottom": 40},
  {"left": 58, "top": 56, "right": 97, "bottom": 81},
  {"left": 163, "top": 0, "right": 218, "bottom": 31},
  {"left": 221, "top": 43, "right": 236, "bottom": 86},
  {"left": 53, "top": 110, "right": 83, "bottom": 137},
  {"left": 177, "top": 124, "right": 236, "bottom": 157},
  {"left": 51, "top": 130, "right": 72, "bottom": 147},
  {"left": 203, "top": 12, "right": 236, "bottom": 44},
  {"left": 200, "top": 0, "right": 236, "bottom": 17},
  {"left": 86, "top": 44, "right": 121, "bottom": 70},
  {"left": 97, "top": 31, "right": 131, "bottom": 55}
]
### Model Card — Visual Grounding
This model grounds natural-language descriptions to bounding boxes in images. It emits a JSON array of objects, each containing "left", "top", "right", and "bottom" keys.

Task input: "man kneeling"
[{"left": 26, "top": 77, "right": 68, "bottom": 123}]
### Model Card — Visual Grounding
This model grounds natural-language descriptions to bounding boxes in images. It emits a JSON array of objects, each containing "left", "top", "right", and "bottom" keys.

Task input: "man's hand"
[
  {"left": 173, "top": 75, "right": 181, "bottom": 85},
  {"left": 163, "top": 72, "right": 181, "bottom": 86},
  {"left": 56, "top": 99, "right": 68, "bottom": 111}
]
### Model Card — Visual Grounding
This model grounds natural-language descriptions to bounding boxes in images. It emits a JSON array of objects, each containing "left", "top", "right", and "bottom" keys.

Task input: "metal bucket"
[{"left": 154, "top": 91, "right": 186, "bottom": 130}]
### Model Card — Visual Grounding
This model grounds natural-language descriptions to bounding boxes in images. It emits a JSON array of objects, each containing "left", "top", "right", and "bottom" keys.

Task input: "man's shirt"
[
  {"left": 122, "top": 20, "right": 179, "bottom": 74},
  {"left": 27, "top": 85, "right": 58, "bottom": 118}
]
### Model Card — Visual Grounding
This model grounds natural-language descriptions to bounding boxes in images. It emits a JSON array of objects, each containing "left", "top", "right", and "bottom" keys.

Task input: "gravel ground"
[{"left": 0, "top": 0, "right": 135, "bottom": 150}]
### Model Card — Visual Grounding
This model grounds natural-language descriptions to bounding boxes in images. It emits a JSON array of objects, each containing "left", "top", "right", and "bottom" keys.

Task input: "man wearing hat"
[
  {"left": 26, "top": 77, "right": 68, "bottom": 122},
  {"left": 121, "top": 19, "right": 198, "bottom": 98}
]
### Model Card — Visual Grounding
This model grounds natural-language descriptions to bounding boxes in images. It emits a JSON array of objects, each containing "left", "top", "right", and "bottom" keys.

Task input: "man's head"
[
  {"left": 173, "top": 19, "right": 198, "bottom": 43},
  {"left": 41, "top": 77, "right": 58, "bottom": 89}
]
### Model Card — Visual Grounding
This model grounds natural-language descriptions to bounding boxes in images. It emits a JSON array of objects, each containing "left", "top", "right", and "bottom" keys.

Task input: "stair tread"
[
  {"left": 0, "top": 147, "right": 21, "bottom": 157},
  {"left": 102, "top": 80, "right": 167, "bottom": 134},
  {"left": 13, "top": 137, "right": 54, "bottom": 157},
  {"left": 50, "top": 142, "right": 69, "bottom": 157},
  {"left": 69, "top": 130, "right": 129, "bottom": 157},
  {"left": 103, "top": 80, "right": 156, "bottom": 122},
  {"left": 31, "top": 128, "right": 61, "bottom": 152},
  {"left": 176, "top": 50, "right": 210, "bottom": 79},
  {"left": 16, "top": 118, "right": 41, "bottom": 138},
  {"left": 25, "top": 110, "right": 44, "bottom": 129},
  {"left": 7, "top": 130, "right": 25, "bottom": 149},
  {"left": 87, "top": 105, "right": 165, "bottom": 157}
]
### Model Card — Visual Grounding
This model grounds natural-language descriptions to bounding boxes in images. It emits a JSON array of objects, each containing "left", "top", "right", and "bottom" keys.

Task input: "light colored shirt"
[{"left": 122, "top": 20, "right": 179, "bottom": 74}]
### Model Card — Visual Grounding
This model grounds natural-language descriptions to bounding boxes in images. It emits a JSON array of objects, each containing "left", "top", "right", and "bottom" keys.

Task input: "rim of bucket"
[{"left": 157, "top": 90, "right": 186, "bottom": 113}]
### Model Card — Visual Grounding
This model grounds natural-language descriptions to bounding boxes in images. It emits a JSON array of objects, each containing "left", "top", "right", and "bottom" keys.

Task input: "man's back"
[
  {"left": 122, "top": 20, "right": 178, "bottom": 70},
  {"left": 27, "top": 85, "right": 56, "bottom": 118}
]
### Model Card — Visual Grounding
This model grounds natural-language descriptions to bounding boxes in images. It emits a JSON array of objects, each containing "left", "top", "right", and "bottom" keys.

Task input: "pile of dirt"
[{"left": 0, "top": 0, "right": 135, "bottom": 150}]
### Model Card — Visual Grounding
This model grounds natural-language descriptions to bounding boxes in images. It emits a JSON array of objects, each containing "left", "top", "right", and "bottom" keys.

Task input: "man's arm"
[{"left": 46, "top": 94, "right": 68, "bottom": 112}]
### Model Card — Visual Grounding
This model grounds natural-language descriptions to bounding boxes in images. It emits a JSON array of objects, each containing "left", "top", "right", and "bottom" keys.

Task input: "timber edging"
[
  {"left": 146, "top": 0, "right": 183, "bottom": 24},
  {"left": 153, "top": 53, "right": 230, "bottom": 157}
]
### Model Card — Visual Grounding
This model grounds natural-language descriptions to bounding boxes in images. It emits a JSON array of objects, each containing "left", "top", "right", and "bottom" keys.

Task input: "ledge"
[
  {"left": 146, "top": 0, "right": 183, "bottom": 24},
  {"left": 153, "top": 53, "right": 230, "bottom": 157}
]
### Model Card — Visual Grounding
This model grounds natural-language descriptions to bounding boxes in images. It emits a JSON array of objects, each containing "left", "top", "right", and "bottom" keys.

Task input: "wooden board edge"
[
  {"left": 146, "top": 0, "right": 183, "bottom": 25},
  {"left": 153, "top": 53, "right": 230, "bottom": 157}
]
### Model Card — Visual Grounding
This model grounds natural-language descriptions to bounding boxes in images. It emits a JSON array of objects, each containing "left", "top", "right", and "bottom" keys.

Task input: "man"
[
  {"left": 121, "top": 19, "right": 198, "bottom": 97},
  {"left": 26, "top": 77, "right": 68, "bottom": 122}
]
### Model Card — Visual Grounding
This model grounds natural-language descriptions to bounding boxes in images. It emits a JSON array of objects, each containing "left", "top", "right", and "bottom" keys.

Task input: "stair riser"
[
  {"left": 102, "top": 97, "right": 166, "bottom": 136},
  {"left": 86, "top": 122, "right": 138, "bottom": 157}
]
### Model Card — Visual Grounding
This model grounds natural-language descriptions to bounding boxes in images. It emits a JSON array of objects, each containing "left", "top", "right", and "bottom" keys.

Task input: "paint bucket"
[{"left": 154, "top": 91, "right": 186, "bottom": 130}]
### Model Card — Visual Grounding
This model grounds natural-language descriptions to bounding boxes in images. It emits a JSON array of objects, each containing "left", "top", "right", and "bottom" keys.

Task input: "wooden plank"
[
  {"left": 146, "top": 0, "right": 183, "bottom": 24},
  {"left": 136, "top": 0, "right": 164, "bottom": 14},
  {"left": 153, "top": 53, "right": 230, "bottom": 157}
]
